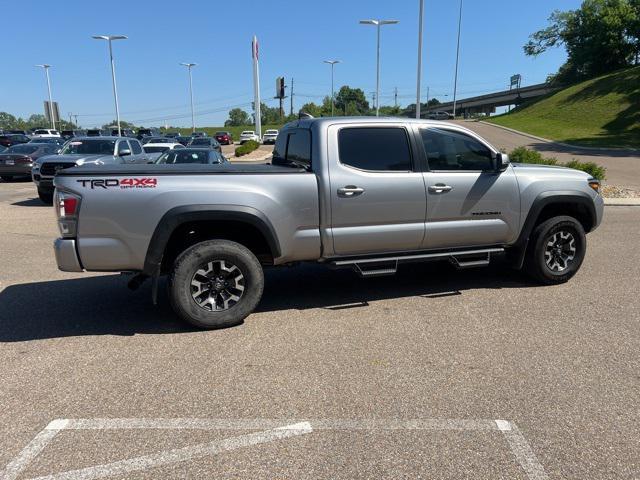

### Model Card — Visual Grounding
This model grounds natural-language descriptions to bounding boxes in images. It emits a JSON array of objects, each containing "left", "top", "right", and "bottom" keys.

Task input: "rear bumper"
[
  {"left": 0, "top": 165, "right": 32, "bottom": 176},
  {"left": 54, "top": 238, "right": 83, "bottom": 272}
]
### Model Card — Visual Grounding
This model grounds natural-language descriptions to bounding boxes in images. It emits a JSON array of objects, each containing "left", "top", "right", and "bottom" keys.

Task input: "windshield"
[
  {"left": 7, "top": 145, "right": 39, "bottom": 154},
  {"left": 157, "top": 150, "right": 220, "bottom": 164},
  {"left": 265, "top": 130, "right": 278, "bottom": 134},
  {"left": 61, "top": 140, "right": 116, "bottom": 155},
  {"left": 144, "top": 146, "right": 170, "bottom": 153}
]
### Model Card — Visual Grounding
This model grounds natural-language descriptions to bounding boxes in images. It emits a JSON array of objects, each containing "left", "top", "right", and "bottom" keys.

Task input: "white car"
[
  {"left": 32, "top": 129, "right": 61, "bottom": 138},
  {"left": 239, "top": 130, "right": 260, "bottom": 144},
  {"left": 262, "top": 129, "right": 278, "bottom": 145},
  {"left": 143, "top": 142, "right": 185, "bottom": 162}
]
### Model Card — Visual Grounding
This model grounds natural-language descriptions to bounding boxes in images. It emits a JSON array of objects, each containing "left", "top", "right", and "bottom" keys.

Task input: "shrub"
[
  {"left": 509, "top": 146, "right": 558, "bottom": 165},
  {"left": 564, "top": 159, "right": 606, "bottom": 180},
  {"left": 235, "top": 140, "right": 260, "bottom": 157},
  {"left": 509, "top": 147, "right": 606, "bottom": 180}
]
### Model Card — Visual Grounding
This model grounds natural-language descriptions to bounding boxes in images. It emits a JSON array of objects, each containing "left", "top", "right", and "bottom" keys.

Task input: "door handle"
[
  {"left": 428, "top": 184, "right": 453, "bottom": 193},
  {"left": 337, "top": 186, "right": 365, "bottom": 197}
]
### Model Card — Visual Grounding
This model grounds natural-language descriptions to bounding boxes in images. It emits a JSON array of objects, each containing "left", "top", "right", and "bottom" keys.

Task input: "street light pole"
[
  {"left": 323, "top": 60, "right": 340, "bottom": 116},
  {"left": 360, "top": 19, "right": 399, "bottom": 117},
  {"left": 452, "top": 0, "right": 463, "bottom": 118},
  {"left": 416, "top": 0, "right": 424, "bottom": 119},
  {"left": 92, "top": 35, "right": 127, "bottom": 136},
  {"left": 35, "top": 64, "right": 55, "bottom": 129},
  {"left": 180, "top": 63, "right": 197, "bottom": 133}
]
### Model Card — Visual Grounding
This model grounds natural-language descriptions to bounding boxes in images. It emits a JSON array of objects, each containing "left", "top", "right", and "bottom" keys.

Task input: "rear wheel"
[
  {"left": 168, "top": 240, "right": 264, "bottom": 329},
  {"left": 524, "top": 215, "right": 586, "bottom": 284},
  {"left": 38, "top": 188, "right": 53, "bottom": 205}
]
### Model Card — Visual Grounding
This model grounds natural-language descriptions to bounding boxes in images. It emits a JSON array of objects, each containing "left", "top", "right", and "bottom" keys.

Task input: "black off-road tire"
[
  {"left": 38, "top": 188, "right": 53, "bottom": 205},
  {"left": 524, "top": 215, "right": 586, "bottom": 285},
  {"left": 168, "top": 240, "right": 264, "bottom": 329}
]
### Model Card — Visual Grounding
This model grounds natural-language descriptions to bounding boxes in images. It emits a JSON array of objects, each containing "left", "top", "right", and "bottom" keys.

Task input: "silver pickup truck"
[{"left": 52, "top": 117, "right": 604, "bottom": 329}]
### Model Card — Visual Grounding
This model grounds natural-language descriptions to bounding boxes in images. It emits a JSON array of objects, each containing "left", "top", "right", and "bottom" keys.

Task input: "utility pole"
[
  {"left": 68, "top": 113, "right": 72, "bottom": 126},
  {"left": 73, "top": 114, "right": 79, "bottom": 127},
  {"left": 370, "top": 91, "right": 377, "bottom": 111},
  {"left": 452, "top": 0, "right": 463, "bottom": 118},
  {"left": 394, "top": 87, "right": 398, "bottom": 108},
  {"left": 416, "top": 0, "right": 424, "bottom": 119},
  {"left": 290, "top": 78, "right": 294, "bottom": 117}
]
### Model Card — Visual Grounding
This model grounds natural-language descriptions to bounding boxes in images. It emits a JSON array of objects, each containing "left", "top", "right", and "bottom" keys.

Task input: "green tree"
[
  {"left": 102, "top": 120, "right": 136, "bottom": 130},
  {"left": 260, "top": 103, "right": 281, "bottom": 124},
  {"left": 525, "top": 0, "right": 640, "bottom": 84},
  {"left": 299, "top": 102, "right": 324, "bottom": 117},
  {"left": 0, "top": 112, "right": 19, "bottom": 130},
  {"left": 225, "top": 108, "right": 250, "bottom": 126},
  {"left": 335, "top": 86, "right": 370, "bottom": 115}
]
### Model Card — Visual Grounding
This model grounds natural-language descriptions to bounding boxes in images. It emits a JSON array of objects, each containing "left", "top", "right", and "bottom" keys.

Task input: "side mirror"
[
  {"left": 495, "top": 153, "right": 510, "bottom": 172},
  {"left": 119, "top": 148, "right": 132, "bottom": 157}
]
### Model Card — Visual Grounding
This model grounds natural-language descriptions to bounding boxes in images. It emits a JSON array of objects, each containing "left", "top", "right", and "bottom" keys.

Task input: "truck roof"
[{"left": 284, "top": 116, "right": 462, "bottom": 130}]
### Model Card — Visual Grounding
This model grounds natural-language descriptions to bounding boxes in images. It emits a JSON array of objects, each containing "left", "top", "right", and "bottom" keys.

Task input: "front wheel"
[
  {"left": 168, "top": 240, "right": 264, "bottom": 329},
  {"left": 38, "top": 188, "right": 53, "bottom": 205},
  {"left": 524, "top": 215, "right": 586, "bottom": 284}
]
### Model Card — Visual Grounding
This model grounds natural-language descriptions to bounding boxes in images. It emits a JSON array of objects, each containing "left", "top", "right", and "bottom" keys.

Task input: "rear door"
[
  {"left": 328, "top": 124, "right": 427, "bottom": 256},
  {"left": 418, "top": 126, "right": 520, "bottom": 249},
  {"left": 129, "top": 139, "right": 148, "bottom": 163}
]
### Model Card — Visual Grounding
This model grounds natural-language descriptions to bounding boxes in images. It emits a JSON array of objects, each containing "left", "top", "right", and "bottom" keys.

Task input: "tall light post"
[
  {"left": 416, "top": 0, "right": 425, "bottom": 119},
  {"left": 323, "top": 60, "right": 340, "bottom": 116},
  {"left": 359, "top": 19, "right": 399, "bottom": 116},
  {"left": 92, "top": 34, "right": 127, "bottom": 136},
  {"left": 180, "top": 63, "right": 197, "bottom": 133},
  {"left": 452, "top": 0, "right": 463, "bottom": 118},
  {"left": 35, "top": 64, "right": 55, "bottom": 129}
]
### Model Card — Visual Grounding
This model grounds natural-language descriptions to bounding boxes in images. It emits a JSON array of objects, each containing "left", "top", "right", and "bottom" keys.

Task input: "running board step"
[
  {"left": 450, "top": 253, "right": 491, "bottom": 269},
  {"left": 354, "top": 261, "right": 398, "bottom": 278}
]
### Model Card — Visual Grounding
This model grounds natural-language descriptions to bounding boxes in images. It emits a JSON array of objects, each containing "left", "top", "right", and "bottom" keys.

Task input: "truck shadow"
[{"left": 0, "top": 262, "right": 538, "bottom": 342}]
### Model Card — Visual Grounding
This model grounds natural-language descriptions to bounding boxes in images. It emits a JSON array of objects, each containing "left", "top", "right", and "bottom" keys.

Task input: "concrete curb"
[
  {"left": 604, "top": 198, "right": 640, "bottom": 206},
  {"left": 476, "top": 121, "right": 640, "bottom": 154}
]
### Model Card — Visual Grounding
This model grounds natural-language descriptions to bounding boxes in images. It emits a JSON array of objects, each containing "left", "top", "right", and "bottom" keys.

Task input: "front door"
[
  {"left": 418, "top": 127, "right": 520, "bottom": 249},
  {"left": 328, "top": 125, "right": 427, "bottom": 256}
]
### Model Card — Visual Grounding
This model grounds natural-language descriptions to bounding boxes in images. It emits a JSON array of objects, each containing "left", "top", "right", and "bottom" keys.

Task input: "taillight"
[{"left": 55, "top": 190, "right": 81, "bottom": 237}]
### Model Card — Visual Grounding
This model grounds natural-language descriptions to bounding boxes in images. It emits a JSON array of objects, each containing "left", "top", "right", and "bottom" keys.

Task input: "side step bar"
[{"left": 331, "top": 248, "right": 504, "bottom": 277}]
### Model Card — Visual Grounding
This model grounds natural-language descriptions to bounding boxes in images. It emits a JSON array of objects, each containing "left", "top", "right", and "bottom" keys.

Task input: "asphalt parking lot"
[{"left": 0, "top": 180, "right": 638, "bottom": 479}]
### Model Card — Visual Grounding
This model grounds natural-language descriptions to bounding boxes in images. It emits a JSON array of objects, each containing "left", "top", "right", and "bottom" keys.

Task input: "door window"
[
  {"left": 272, "top": 129, "right": 311, "bottom": 169},
  {"left": 117, "top": 140, "right": 130, "bottom": 155},
  {"left": 421, "top": 128, "right": 493, "bottom": 171},
  {"left": 338, "top": 127, "right": 412, "bottom": 171},
  {"left": 129, "top": 139, "right": 143, "bottom": 154}
]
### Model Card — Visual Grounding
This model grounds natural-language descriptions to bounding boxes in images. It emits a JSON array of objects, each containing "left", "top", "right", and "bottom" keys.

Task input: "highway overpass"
[{"left": 406, "top": 82, "right": 558, "bottom": 118}]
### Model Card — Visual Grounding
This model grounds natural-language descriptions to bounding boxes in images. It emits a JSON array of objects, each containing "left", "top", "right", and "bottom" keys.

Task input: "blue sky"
[{"left": 0, "top": 0, "right": 580, "bottom": 127}]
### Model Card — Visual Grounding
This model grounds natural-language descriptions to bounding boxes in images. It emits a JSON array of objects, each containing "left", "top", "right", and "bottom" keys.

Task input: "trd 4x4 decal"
[{"left": 77, "top": 178, "right": 157, "bottom": 189}]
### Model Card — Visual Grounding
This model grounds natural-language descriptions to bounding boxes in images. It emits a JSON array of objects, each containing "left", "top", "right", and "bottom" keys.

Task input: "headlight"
[{"left": 588, "top": 179, "right": 600, "bottom": 193}]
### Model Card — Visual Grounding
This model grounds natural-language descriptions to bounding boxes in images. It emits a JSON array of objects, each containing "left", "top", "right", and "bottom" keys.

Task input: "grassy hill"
[{"left": 486, "top": 67, "right": 640, "bottom": 148}]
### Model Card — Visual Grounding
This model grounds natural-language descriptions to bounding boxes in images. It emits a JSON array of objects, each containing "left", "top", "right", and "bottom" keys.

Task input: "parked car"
[
  {"left": 0, "top": 143, "right": 59, "bottom": 181},
  {"left": 0, "top": 134, "right": 31, "bottom": 148},
  {"left": 109, "top": 128, "right": 136, "bottom": 137},
  {"left": 32, "top": 136, "right": 149, "bottom": 204},
  {"left": 32, "top": 129, "right": 61, "bottom": 138},
  {"left": 239, "top": 130, "right": 260, "bottom": 144},
  {"left": 143, "top": 142, "right": 185, "bottom": 162},
  {"left": 262, "top": 129, "right": 279, "bottom": 145},
  {"left": 9, "top": 130, "right": 30, "bottom": 135},
  {"left": 143, "top": 137, "right": 175, "bottom": 144},
  {"left": 28, "top": 137, "right": 65, "bottom": 147},
  {"left": 61, "top": 130, "right": 87, "bottom": 140},
  {"left": 214, "top": 131, "right": 233, "bottom": 145},
  {"left": 155, "top": 148, "right": 227, "bottom": 165},
  {"left": 137, "top": 128, "right": 161, "bottom": 140},
  {"left": 164, "top": 132, "right": 180, "bottom": 138},
  {"left": 175, "top": 136, "right": 192, "bottom": 146},
  {"left": 187, "top": 137, "right": 222, "bottom": 153},
  {"left": 191, "top": 131, "right": 208, "bottom": 138},
  {"left": 0, "top": 145, "right": 6, "bottom": 153},
  {"left": 86, "top": 129, "right": 107, "bottom": 137},
  {"left": 427, "top": 111, "right": 454, "bottom": 120},
  {"left": 51, "top": 117, "right": 604, "bottom": 329}
]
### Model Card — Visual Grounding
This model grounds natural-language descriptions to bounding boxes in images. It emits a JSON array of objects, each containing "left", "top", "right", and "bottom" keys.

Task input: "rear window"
[
  {"left": 272, "top": 129, "right": 311, "bottom": 169},
  {"left": 338, "top": 127, "right": 412, "bottom": 171},
  {"left": 7, "top": 145, "right": 39, "bottom": 154},
  {"left": 190, "top": 138, "right": 209, "bottom": 145},
  {"left": 158, "top": 150, "right": 214, "bottom": 164}
]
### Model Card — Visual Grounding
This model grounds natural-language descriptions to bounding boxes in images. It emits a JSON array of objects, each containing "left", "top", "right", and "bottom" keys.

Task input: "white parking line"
[{"left": 0, "top": 418, "right": 548, "bottom": 480}]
